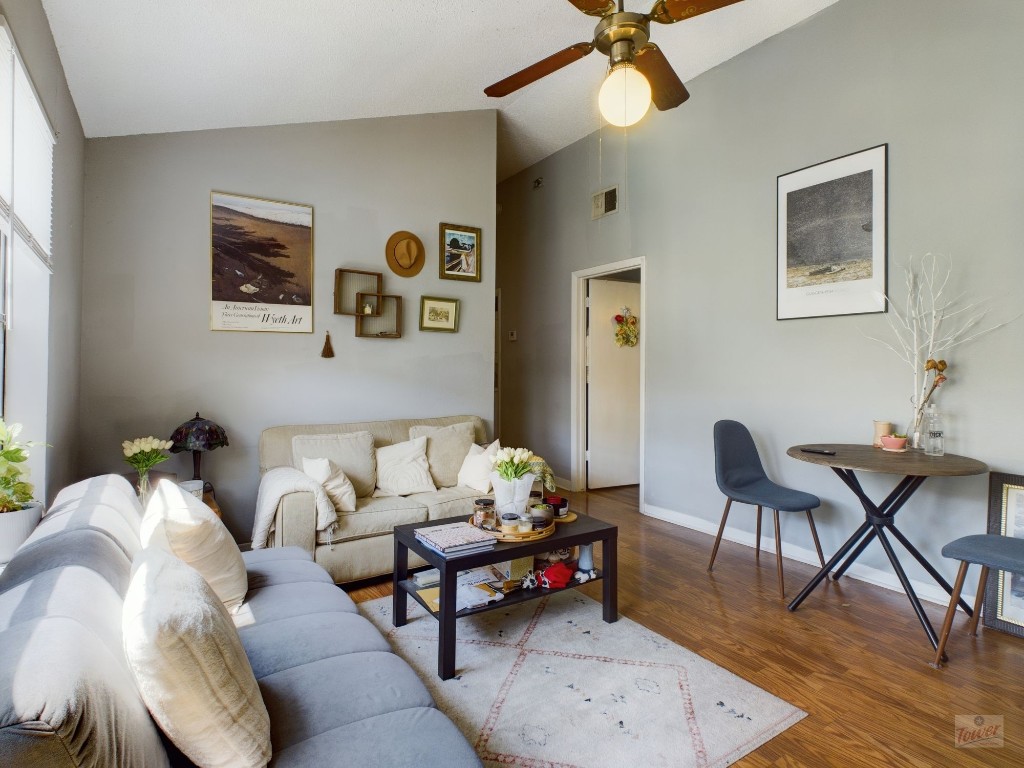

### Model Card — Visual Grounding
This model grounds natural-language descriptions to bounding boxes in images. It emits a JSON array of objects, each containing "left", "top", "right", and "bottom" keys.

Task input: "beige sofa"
[{"left": 258, "top": 415, "right": 489, "bottom": 583}]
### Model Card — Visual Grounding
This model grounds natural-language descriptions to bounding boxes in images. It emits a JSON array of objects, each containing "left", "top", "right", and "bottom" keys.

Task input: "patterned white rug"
[{"left": 359, "top": 592, "right": 804, "bottom": 767}]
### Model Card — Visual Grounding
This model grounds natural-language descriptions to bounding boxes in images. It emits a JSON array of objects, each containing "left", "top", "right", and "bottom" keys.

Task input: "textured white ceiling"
[{"left": 40, "top": 0, "right": 839, "bottom": 180}]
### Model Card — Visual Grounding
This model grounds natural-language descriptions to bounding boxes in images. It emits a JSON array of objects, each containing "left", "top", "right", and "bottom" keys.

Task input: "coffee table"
[{"left": 393, "top": 514, "right": 618, "bottom": 680}]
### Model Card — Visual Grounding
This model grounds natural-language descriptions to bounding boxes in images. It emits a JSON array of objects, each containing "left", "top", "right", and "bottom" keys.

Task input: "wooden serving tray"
[{"left": 469, "top": 516, "right": 556, "bottom": 542}]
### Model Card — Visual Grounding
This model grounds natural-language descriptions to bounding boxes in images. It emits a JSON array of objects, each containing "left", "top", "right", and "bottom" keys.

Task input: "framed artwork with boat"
[{"left": 776, "top": 144, "right": 888, "bottom": 320}]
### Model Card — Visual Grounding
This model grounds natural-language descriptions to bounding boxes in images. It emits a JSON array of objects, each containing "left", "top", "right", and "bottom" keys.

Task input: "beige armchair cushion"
[
  {"left": 291, "top": 431, "right": 375, "bottom": 498},
  {"left": 409, "top": 421, "right": 476, "bottom": 488},
  {"left": 457, "top": 439, "right": 501, "bottom": 492},
  {"left": 301, "top": 457, "right": 357, "bottom": 513},
  {"left": 372, "top": 437, "right": 436, "bottom": 497}
]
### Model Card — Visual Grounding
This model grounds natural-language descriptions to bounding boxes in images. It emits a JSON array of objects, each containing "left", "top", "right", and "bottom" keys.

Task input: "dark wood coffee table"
[{"left": 393, "top": 514, "right": 618, "bottom": 679}]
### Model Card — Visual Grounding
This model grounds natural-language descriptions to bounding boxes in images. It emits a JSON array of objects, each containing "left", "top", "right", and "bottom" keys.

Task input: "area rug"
[{"left": 359, "top": 592, "right": 804, "bottom": 767}]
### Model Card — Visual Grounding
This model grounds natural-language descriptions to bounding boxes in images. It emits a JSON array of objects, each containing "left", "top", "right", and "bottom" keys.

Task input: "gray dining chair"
[
  {"left": 709, "top": 420, "right": 826, "bottom": 598},
  {"left": 932, "top": 533, "right": 1024, "bottom": 668}
]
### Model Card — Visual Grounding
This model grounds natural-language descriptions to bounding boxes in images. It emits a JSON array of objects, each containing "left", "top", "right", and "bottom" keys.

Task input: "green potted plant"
[{"left": 0, "top": 419, "right": 44, "bottom": 563}]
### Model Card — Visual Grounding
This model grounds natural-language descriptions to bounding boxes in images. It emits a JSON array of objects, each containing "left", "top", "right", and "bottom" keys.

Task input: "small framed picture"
[
  {"left": 984, "top": 471, "right": 1024, "bottom": 638},
  {"left": 419, "top": 296, "right": 459, "bottom": 333},
  {"left": 439, "top": 223, "right": 482, "bottom": 282}
]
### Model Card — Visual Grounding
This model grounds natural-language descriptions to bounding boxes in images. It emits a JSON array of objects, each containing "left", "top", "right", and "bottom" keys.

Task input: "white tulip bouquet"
[
  {"left": 490, "top": 447, "right": 557, "bottom": 492},
  {"left": 122, "top": 436, "right": 174, "bottom": 476}
]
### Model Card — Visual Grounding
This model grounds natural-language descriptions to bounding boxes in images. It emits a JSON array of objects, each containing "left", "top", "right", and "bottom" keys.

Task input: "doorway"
[{"left": 570, "top": 258, "right": 644, "bottom": 506}]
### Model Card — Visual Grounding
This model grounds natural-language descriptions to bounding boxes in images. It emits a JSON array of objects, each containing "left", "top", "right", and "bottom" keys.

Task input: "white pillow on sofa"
[
  {"left": 291, "top": 431, "right": 376, "bottom": 498},
  {"left": 123, "top": 547, "right": 271, "bottom": 768},
  {"left": 408, "top": 421, "right": 476, "bottom": 488},
  {"left": 301, "top": 456, "right": 357, "bottom": 513},
  {"left": 142, "top": 480, "right": 247, "bottom": 614},
  {"left": 457, "top": 439, "right": 501, "bottom": 492},
  {"left": 372, "top": 436, "right": 436, "bottom": 497}
]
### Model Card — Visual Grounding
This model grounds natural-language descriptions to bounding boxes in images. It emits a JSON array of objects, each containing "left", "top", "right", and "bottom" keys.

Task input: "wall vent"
[{"left": 591, "top": 186, "right": 618, "bottom": 220}]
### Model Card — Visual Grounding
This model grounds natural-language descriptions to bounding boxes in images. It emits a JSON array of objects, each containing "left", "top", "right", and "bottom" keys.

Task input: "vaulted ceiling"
[{"left": 40, "top": 0, "right": 839, "bottom": 180}]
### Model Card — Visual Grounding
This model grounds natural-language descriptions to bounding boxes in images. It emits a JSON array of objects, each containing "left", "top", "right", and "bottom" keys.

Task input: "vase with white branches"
[{"left": 868, "top": 253, "right": 1015, "bottom": 448}]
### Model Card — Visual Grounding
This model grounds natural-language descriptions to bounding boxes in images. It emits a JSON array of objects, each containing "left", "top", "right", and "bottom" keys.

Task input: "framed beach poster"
[
  {"left": 777, "top": 144, "right": 887, "bottom": 320},
  {"left": 439, "top": 223, "right": 482, "bottom": 282},
  {"left": 210, "top": 192, "right": 314, "bottom": 332},
  {"left": 984, "top": 472, "right": 1024, "bottom": 638}
]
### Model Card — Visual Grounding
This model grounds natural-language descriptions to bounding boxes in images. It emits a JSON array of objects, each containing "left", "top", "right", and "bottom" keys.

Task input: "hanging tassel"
[{"left": 321, "top": 331, "right": 335, "bottom": 358}]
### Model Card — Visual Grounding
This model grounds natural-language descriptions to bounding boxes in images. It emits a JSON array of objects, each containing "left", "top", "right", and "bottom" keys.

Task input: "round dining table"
[{"left": 786, "top": 444, "right": 988, "bottom": 650}]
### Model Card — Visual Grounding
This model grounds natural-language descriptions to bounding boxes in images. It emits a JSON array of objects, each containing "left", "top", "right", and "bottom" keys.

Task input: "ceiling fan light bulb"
[{"left": 598, "top": 63, "right": 651, "bottom": 127}]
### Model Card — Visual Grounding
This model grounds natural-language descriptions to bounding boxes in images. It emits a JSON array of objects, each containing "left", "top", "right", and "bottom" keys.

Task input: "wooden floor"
[{"left": 347, "top": 486, "right": 1024, "bottom": 766}]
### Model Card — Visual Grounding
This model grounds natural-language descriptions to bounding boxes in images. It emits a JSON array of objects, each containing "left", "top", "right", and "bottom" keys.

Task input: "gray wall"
[
  {"left": 0, "top": 0, "right": 85, "bottom": 502},
  {"left": 497, "top": 0, "right": 1024, "bottom": 592},
  {"left": 82, "top": 110, "right": 496, "bottom": 540}
]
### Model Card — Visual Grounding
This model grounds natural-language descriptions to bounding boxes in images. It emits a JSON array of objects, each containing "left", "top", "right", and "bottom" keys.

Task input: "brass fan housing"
[{"left": 594, "top": 12, "right": 650, "bottom": 65}]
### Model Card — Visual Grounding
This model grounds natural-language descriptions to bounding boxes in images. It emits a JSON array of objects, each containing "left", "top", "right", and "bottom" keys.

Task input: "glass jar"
[
  {"left": 473, "top": 498, "right": 496, "bottom": 530},
  {"left": 516, "top": 510, "right": 533, "bottom": 533},
  {"left": 500, "top": 513, "right": 520, "bottom": 534}
]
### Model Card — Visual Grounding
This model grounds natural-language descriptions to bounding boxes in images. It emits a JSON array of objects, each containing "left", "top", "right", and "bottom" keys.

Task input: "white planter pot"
[
  {"left": 490, "top": 472, "right": 536, "bottom": 519},
  {"left": 0, "top": 501, "right": 43, "bottom": 564}
]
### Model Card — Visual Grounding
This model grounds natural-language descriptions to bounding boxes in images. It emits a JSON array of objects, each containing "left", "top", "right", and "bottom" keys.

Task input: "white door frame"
[{"left": 570, "top": 257, "right": 645, "bottom": 511}]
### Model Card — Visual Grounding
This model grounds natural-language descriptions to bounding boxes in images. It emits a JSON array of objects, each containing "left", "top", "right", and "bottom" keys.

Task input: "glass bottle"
[{"left": 924, "top": 404, "right": 944, "bottom": 456}]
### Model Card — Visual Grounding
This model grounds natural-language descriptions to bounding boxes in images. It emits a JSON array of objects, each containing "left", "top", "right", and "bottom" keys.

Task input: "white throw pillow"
[
  {"left": 291, "top": 431, "right": 376, "bottom": 498},
  {"left": 142, "top": 480, "right": 247, "bottom": 614},
  {"left": 373, "top": 436, "right": 436, "bottom": 497},
  {"left": 123, "top": 548, "right": 271, "bottom": 768},
  {"left": 408, "top": 421, "right": 476, "bottom": 488},
  {"left": 457, "top": 439, "right": 501, "bottom": 492},
  {"left": 301, "top": 456, "right": 357, "bottom": 513}
]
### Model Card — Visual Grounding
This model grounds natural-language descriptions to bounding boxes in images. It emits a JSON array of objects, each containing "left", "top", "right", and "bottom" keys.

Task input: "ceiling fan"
[{"left": 485, "top": 0, "right": 745, "bottom": 126}]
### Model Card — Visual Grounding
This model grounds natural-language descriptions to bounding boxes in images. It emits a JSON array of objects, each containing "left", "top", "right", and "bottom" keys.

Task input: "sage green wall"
[
  {"left": 81, "top": 111, "right": 496, "bottom": 541},
  {"left": 0, "top": 0, "right": 86, "bottom": 502},
  {"left": 497, "top": 0, "right": 1024, "bottom": 591}
]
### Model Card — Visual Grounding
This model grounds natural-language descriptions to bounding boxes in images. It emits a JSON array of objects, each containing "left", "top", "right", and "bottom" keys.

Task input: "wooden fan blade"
[
  {"left": 565, "top": 0, "right": 616, "bottom": 16},
  {"left": 648, "top": 0, "right": 744, "bottom": 25},
  {"left": 635, "top": 44, "right": 689, "bottom": 110},
  {"left": 485, "top": 43, "right": 595, "bottom": 97}
]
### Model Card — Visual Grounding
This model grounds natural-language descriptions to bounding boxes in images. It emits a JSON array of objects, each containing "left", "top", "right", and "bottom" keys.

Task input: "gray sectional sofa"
[
  {"left": 0, "top": 474, "right": 480, "bottom": 767},
  {"left": 258, "top": 414, "right": 490, "bottom": 583}
]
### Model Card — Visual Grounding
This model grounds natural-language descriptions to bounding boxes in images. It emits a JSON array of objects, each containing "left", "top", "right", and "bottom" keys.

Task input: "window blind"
[{"left": 1, "top": 19, "right": 54, "bottom": 269}]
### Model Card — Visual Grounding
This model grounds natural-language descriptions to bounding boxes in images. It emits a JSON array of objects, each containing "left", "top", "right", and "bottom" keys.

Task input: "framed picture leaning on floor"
[{"left": 985, "top": 471, "right": 1024, "bottom": 638}]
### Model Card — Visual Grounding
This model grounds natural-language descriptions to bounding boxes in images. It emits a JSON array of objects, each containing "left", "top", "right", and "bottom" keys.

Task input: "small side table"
[
  {"left": 203, "top": 491, "right": 222, "bottom": 519},
  {"left": 123, "top": 471, "right": 222, "bottom": 519}
]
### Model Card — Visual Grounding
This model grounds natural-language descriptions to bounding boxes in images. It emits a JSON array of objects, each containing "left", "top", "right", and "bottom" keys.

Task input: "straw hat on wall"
[{"left": 385, "top": 231, "right": 425, "bottom": 277}]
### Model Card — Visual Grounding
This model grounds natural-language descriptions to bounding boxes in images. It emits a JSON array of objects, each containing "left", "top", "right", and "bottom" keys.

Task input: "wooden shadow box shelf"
[
  {"left": 355, "top": 292, "right": 402, "bottom": 338},
  {"left": 334, "top": 268, "right": 383, "bottom": 316}
]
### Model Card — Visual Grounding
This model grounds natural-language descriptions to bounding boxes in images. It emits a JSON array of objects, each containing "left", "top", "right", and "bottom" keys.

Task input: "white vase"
[
  {"left": 490, "top": 472, "right": 536, "bottom": 519},
  {"left": 0, "top": 501, "right": 43, "bottom": 564}
]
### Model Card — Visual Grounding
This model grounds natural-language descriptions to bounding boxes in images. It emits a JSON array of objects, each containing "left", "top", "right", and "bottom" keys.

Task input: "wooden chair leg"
[
  {"left": 773, "top": 509, "right": 785, "bottom": 599},
  {"left": 755, "top": 505, "right": 762, "bottom": 563},
  {"left": 932, "top": 560, "right": 970, "bottom": 669},
  {"left": 966, "top": 566, "right": 989, "bottom": 636},
  {"left": 806, "top": 510, "right": 826, "bottom": 568},
  {"left": 708, "top": 498, "right": 732, "bottom": 572}
]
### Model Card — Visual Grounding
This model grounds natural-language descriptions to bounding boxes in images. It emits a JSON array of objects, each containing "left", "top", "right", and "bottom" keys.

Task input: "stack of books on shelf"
[
  {"left": 411, "top": 568, "right": 440, "bottom": 587},
  {"left": 414, "top": 522, "right": 496, "bottom": 558}
]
